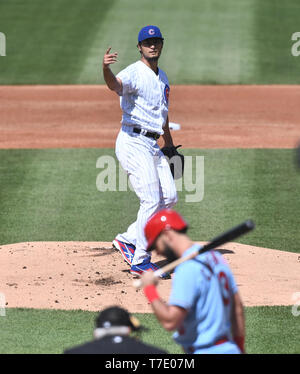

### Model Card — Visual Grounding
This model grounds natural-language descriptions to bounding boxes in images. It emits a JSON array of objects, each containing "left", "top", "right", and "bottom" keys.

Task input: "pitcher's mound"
[{"left": 0, "top": 241, "right": 299, "bottom": 312}]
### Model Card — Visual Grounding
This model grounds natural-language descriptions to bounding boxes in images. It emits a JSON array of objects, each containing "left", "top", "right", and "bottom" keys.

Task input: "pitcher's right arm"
[{"left": 102, "top": 47, "right": 122, "bottom": 94}]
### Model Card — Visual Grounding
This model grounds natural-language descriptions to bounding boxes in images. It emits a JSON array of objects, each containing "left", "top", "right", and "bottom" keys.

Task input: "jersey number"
[{"left": 218, "top": 271, "right": 230, "bottom": 306}]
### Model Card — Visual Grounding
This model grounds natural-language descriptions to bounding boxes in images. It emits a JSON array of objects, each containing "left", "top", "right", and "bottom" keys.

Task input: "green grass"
[
  {"left": 183, "top": 149, "right": 300, "bottom": 252},
  {"left": 0, "top": 148, "right": 299, "bottom": 253},
  {"left": 254, "top": 0, "right": 300, "bottom": 84},
  {"left": 1, "top": 0, "right": 300, "bottom": 84},
  {"left": 0, "top": 306, "right": 299, "bottom": 353},
  {"left": 0, "top": 0, "right": 115, "bottom": 84},
  {"left": 245, "top": 306, "right": 300, "bottom": 354}
]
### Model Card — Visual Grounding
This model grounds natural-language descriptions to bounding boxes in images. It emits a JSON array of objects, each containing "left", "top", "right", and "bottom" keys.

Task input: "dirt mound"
[{"left": 0, "top": 241, "right": 299, "bottom": 312}]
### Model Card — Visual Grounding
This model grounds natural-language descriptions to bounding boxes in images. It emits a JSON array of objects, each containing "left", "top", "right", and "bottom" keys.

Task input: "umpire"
[{"left": 64, "top": 306, "right": 166, "bottom": 354}]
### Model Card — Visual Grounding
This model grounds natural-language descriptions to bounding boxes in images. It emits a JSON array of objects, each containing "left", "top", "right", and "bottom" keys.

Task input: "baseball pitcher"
[{"left": 102, "top": 25, "right": 179, "bottom": 276}]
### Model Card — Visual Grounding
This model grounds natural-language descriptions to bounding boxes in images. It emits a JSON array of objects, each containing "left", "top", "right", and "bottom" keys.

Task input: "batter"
[
  {"left": 102, "top": 25, "right": 177, "bottom": 276},
  {"left": 141, "top": 209, "right": 245, "bottom": 354}
]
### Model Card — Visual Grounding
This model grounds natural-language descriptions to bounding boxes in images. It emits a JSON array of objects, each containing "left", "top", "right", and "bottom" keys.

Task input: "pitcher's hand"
[{"left": 103, "top": 47, "right": 118, "bottom": 68}]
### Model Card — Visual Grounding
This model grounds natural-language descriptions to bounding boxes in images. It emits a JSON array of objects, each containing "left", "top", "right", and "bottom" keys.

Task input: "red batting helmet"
[{"left": 144, "top": 209, "right": 188, "bottom": 251}]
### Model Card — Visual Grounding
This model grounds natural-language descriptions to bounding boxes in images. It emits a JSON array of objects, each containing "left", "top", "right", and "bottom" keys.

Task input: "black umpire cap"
[{"left": 94, "top": 306, "right": 146, "bottom": 338}]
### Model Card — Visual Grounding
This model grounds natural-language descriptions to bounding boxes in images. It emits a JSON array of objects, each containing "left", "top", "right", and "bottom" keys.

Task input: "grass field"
[
  {"left": 0, "top": 306, "right": 299, "bottom": 354},
  {"left": 0, "top": 0, "right": 299, "bottom": 356},
  {"left": 0, "top": 148, "right": 299, "bottom": 252},
  {"left": 0, "top": 0, "right": 300, "bottom": 84}
]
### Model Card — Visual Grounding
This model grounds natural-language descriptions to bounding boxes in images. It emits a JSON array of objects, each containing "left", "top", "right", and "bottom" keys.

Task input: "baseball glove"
[{"left": 161, "top": 145, "right": 184, "bottom": 179}]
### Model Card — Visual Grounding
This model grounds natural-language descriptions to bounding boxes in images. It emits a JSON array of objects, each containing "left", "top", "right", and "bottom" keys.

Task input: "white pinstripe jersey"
[{"left": 116, "top": 60, "right": 170, "bottom": 134}]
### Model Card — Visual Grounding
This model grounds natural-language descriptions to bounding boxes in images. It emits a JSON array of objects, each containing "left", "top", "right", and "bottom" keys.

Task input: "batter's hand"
[
  {"left": 103, "top": 47, "right": 118, "bottom": 68},
  {"left": 140, "top": 270, "right": 159, "bottom": 287}
]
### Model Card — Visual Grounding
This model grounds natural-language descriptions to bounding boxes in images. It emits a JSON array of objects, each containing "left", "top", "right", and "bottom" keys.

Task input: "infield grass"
[
  {"left": 0, "top": 0, "right": 300, "bottom": 84},
  {"left": 0, "top": 306, "right": 299, "bottom": 354},
  {"left": 0, "top": 148, "right": 299, "bottom": 253}
]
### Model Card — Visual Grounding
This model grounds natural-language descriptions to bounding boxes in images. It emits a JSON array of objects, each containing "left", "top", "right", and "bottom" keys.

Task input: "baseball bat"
[{"left": 133, "top": 219, "right": 255, "bottom": 289}]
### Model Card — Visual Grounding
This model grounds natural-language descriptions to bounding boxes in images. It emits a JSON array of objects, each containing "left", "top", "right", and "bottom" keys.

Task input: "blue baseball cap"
[{"left": 138, "top": 25, "right": 164, "bottom": 43}]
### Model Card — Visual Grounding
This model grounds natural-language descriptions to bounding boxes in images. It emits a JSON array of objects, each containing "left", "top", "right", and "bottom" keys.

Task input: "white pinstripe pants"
[{"left": 115, "top": 125, "right": 178, "bottom": 265}]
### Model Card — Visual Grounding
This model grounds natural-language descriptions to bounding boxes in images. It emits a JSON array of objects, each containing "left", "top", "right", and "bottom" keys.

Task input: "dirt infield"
[
  {"left": 0, "top": 85, "right": 299, "bottom": 149},
  {"left": 0, "top": 241, "right": 299, "bottom": 312}
]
